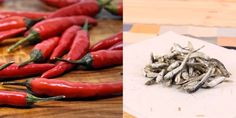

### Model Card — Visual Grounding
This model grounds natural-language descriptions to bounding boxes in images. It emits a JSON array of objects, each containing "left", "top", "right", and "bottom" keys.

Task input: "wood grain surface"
[
  {"left": 124, "top": 0, "right": 236, "bottom": 27},
  {"left": 0, "top": 0, "right": 122, "bottom": 118}
]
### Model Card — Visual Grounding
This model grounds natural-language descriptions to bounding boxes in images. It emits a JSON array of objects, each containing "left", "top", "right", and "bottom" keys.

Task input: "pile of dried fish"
[{"left": 144, "top": 42, "right": 231, "bottom": 93}]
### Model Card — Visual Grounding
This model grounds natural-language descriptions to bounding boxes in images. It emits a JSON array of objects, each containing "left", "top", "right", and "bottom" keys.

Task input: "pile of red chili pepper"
[{"left": 0, "top": 0, "right": 123, "bottom": 108}]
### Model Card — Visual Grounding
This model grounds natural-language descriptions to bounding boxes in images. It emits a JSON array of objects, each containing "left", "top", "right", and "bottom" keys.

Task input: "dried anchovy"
[{"left": 144, "top": 42, "right": 231, "bottom": 93}]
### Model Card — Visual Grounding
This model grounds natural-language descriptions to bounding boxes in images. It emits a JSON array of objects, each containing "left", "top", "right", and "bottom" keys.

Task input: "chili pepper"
[
  {"left": 0, "top": 63, "right": 55, "bottom": 80},
  {"left": 50, "top": 26, "right": 81, "bottom": 60},
  {"left": 40, "top": 0, "right": 81, "bottom": 8},
  {"left": 0, "top": 91, "right": 64, "bottom": 107},
  {"left": 0, "top": 27, "right": 26, "bottom": 42},
  {"left": 41, "top": 21, "right": 90, "bottom": 78},
  {"left": 56, "top": 50, "right": 122, "bottom": 69},
  {"left": 0, "top": 16, "right": 41, "bottom": 32},
  {"left": 108, "top": 41, "right": 123, "bottom": 50},
  {"left": 104, "top": 0, "right": 123, "bottom": 16},
  {"left": 47, "top": 0, "right": 111, "bottom": 18},
  {"left": 8, "top": 16, "right": 96, "bottom": 52},
  {"left": 90, "top": 31, "right": 122, "bottom": 52},
  {"left": 19, "top": 37, "right": 60, "bottom": 67},
  {"left": 3, "top": 78, "right": 122, "bottom": 98},
  {"left": 0, "top": 11, "right": 50, "bottom": 19},
  {"left": 0, "top": 61, "right": 14, "bottom": 71}
]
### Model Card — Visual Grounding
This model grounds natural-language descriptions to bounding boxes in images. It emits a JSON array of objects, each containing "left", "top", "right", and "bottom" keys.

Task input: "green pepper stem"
[
  {"left": 7, "top": 31, "right": 39, "bottom": 52},
  {"left": 0, "top": 61, "right": 14, "bottom": 71},
  {"left": 19, "top": 58, "right": 35, "bottom": 67},
  {"left": 27, "top": 94, "right": 65, "bottom": 105},
  {"left": 104, "top": 3, "right": 118, "bottom": 14},
  {"left": 82, "top": 19, "right": 89, "bottom": 31},
  {"left": 24, "top": 18, "right": 43, "bottom": 29},
  {"left": 2, "top": 81, "right": 27, "bottom": 86},
  {"left": 55, "top": 57, "right": 83, "bottom": 64},
  {"left": 97, "top": 0, "right": 112, "bottom": 7}
]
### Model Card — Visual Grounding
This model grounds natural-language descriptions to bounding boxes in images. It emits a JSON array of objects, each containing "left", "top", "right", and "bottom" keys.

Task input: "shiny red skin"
[
  {"left": 31, "top": 16, "right": 96, "bottom": 40},
  {"left": 91, "top": 50, "right": 123, "bottom": 68},
  {"left": 66, "top": 30, "right": 89, "bottom": 60},
  {"left": 0, "top": 27, "right": 26, "bottom": 42},
  {"left": 90, "top": 32, "right": 122, "bottom": 52},
  {"left": 0, "top": 63, "right": 55, "bottom": 79},
  {"left": 50, "top": 25, "right": 81, "bottom": 60},
  {"left": 0, "top": 91, "right": 27, "bottom": 107},
  {"left": 30, "top": 78, "right": 122, "bottom": 98},
  {"left": 0, "top": 11, "right": 50, "bottom": 19},
  {"left": 41, "top": 29, "right": 89, "bottom": 78},
  {"left": 47, "top": 0, "right": 100, "bottom": 18},
  {"left": 41, "top": 0, "right": 80, "bottom": 8},
  {"left": 34, "top": 37, "right": 60, "bottom": 60},
  {"left": 117, "top": 0, "right": 123, "bottom": 16},
  {"left": 108, "top": 41, "right": 122, "bottom": 50},
  {"left": 0, "top": 16, "right": 27, "bottom": 31}
]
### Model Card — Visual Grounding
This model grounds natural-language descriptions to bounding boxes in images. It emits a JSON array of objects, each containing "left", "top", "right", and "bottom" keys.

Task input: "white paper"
[{"left": 124, "top": 32, "right": 236, "bottom": 118}]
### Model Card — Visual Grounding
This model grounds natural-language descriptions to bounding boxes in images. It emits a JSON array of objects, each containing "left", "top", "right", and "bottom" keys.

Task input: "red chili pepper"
[
  {"left": 41, "top": 22, "right": 90, "bottom": 78},
  {"left": 90, "top": 31, "right": 122, "bottom": 52},
  {"left": 0, "top": 11, "right": 50, "bottom": 19},
  {"left": 57, "top": 50, "right": 122, "bottom": 69},
  {"left": 105, "top": 0, "right": 123, "bottom": 16},
  {"left": 0, "top": 63, "right": 55, "bottom": 80},
  {"left": 40, "top": 0, "right": 81, "bottom": 8},
  {"left": 8, "top": 16, "right": 96, "bottom": 52},
  {"left": 108, "top": 41, "right": 123, "bottom": 50},
  {"left": 50, "top": 25, "right": 81, "bottom": 60},
  {"left": 0, "top": 91, "right": 64, "bottom": 107},
  {"left": 0, "top": 16, "right": 41, "bottom": 32},
  {"left": 0, "top": 27, "right": 26, "bottom": 42},
  {"left": 19, "top": 37, "right": 60, "bottom": 67},
  {"left": 47, "top": 0, "right": 111, "bottom": 18},
  {"left": 3, "top": 78, "right": 122, "bottom": 98}
]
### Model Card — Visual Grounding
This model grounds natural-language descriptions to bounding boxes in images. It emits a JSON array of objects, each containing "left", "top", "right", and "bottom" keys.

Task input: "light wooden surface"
[
  {"left": 124, "top": 0, "right": 236, "bottom": 27},
  {"left": 0, "top": 0, "right": 122, "bottom": 118}
]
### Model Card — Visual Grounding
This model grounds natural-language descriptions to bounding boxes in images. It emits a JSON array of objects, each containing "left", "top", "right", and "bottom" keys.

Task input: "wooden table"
[
  {"left": 0, "top": 0, "right": 122, "bottom": 118},
  {"left": 124, "top": 0, "right": 236, "bottom": 27}
]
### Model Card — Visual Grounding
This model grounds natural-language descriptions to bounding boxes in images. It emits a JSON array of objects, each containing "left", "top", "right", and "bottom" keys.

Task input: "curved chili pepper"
[
  {"left": 104, "top": 0, "right": 123, "bottom": 16},
  {"left": 0, "top": 11, "right": 50, "bottom": 19},
  {"left": 0, "top": 27, "right": 26, "bottom": 42},
  {"left": 57, "top": 50, "right": 122, "bottom": 69},
  {"left": 47, "top": 0, "right": 111, "bottom": 18},
  {"left": 0, "top": 63, "right": 55, "bottom": 80},
  {"left": 50, "top": 26, "right": 81, "bottom": 60},
  {"left": 40, "top": 0, "right": 81, "bottom": 8},
  {"left": 41, "top": 22, "right": 90, "bottom": 78},
  {"left": 108, "top": 41, "right": 123, "bottom": 50},
  {"left": 0, "top": 91, "right": 64, "bottom": 107},
  {"left": 8, "top": 16, "right": 96, "bottom": 52},
  {"left": 0, "top": 16, "right": 41, "bottom": 32},
  {"left": 90, "top": 31, "right": 122, "bottom": 52},
  {"left": 19, "top": 37, "right": 60, "bottom": 67},
  {"left": 3, "top": 78, "right": 122, "bottom": 98}
]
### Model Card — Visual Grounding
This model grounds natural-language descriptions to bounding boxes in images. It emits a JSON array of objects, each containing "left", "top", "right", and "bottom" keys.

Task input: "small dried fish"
[
  {"left": 145, "top": 77, "right": 157, "bottom": 85},
  {"left": 185, "top": 67, "right": 213, "bottom": 93},
  {"left": 144, "top": 42, "right": 231, "bottom": 93},
  {"left": 145, "top": 69, "right": 165, "bottom": 85},
  {"left": 202, "top": 76, "right": 225, "bottom": 88},
  {"left": 150, "top": 62, "right": 168, "bottom": 69},
  {"left": 209, "top": 58, "right": 231, "bottom": 77},
  {"left": 167, "top": 61, "right": 181, "bottom": 71}
]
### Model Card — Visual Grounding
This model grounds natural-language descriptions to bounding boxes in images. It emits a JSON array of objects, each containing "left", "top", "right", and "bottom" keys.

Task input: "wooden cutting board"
[{"left": 0, "top": 0, "right": 122, "bottom": 118}]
